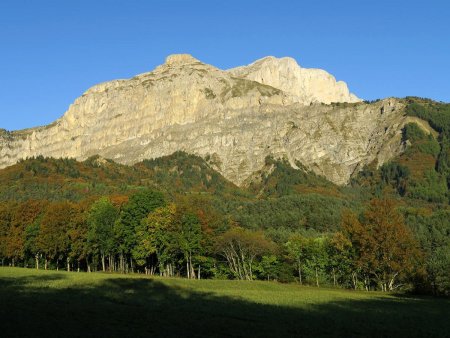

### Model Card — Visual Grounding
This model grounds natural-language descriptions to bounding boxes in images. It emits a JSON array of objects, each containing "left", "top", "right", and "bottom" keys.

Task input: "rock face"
[
  {"left": 228, "top": 56, "right": 361, "bottom": 104},
  {"left": 0, "top": 54, "right": 414, "bottom": 185}
]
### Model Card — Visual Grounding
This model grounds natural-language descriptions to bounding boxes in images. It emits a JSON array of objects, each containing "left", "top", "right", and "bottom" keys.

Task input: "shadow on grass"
[{"left": 0, "top": 273, "right": 449, "bottom": 338}]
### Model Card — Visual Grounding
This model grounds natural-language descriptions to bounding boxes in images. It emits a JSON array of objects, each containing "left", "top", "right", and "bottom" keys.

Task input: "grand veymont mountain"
[{"left": 0, "top": 54, "right": 429, "bottom": 185}]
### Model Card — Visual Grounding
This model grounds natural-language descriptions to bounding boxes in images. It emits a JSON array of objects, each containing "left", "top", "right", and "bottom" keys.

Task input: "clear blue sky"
[{"left": 1, "top": 0, "right": 449, "bottom": 131}]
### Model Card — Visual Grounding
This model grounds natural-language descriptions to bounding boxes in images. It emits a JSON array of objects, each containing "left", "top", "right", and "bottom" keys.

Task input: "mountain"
[{"left": 0, "top": 54, "right": 436, "bottom": 185}]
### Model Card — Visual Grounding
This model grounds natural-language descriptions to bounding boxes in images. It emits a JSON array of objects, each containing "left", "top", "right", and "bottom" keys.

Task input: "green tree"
[
  {"left": 327, "top": 232, "right": 354, "bottom": 288},
  {"left": 24, "top": 221, "right": 41, "bottom": 269},
  {"left": 256, "top": 254, "right": 281, "bottom": 281},
  {"left": 87, "top": 197, "right": 118, "bottom": 272},
  {"left": 176, "top": 213, "right": 203, "bottom": 279},
  {"left": 115, "top": 189, "right": 165, "bottom": 272},
  {"left": 135, "top": 204, "right": 176, "bottom": 276},
  {"left": 407, "top": 209, "right": 450, "bottom": 295},
  {"left": 303, "top": 237, "right": 328, "bottom": 287},
  {"left": 380, "top": 162, "right": 410, "bottom": 196},
  {"left": 285, "top": 234, "right": 308, "bottom": 284}
]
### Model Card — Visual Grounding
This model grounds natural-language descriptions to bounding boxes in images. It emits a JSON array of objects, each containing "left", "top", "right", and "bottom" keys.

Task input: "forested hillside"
[{"left": 0, "top": 98, "right": 448, "bottom": 295}]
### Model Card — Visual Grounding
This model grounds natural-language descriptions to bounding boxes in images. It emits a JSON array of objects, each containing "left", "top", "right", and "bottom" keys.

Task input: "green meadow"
[{"left": 0, "top": 267, "right": 448, "bottom": 337}]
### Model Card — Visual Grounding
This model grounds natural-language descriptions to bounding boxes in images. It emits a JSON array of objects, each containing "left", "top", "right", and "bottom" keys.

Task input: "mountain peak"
[
  {"left": 229, "top": 56, "right": 361, "bottom": 104},
  {"left": 253, "top": 56, "right": 299, "bottom": 66},
  {"left": 165, "top": 54, "right": 200, "bottom": 65}
]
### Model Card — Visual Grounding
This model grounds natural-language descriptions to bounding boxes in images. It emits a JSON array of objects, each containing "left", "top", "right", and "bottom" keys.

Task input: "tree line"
[{"left": 1, "top": 189, "right": 447, "bottom": 295}]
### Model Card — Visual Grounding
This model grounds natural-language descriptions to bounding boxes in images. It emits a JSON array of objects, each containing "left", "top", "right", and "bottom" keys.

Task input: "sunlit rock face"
[
  {"left": 0, "top": 54, "right": 412, "bottom": 185},
  {"left": 228, "top": 56, "right": 361, "bottom": 104}
]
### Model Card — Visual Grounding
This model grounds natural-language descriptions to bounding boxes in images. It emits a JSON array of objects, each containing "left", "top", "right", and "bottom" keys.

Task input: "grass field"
[{"left": 0, "top": 268, "right": 449, "bottom": 337}]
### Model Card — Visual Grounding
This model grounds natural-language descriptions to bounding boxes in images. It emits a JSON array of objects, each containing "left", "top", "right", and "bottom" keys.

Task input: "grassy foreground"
[{"left": 0, "top": 268, "right": 448, "bottom": 337}]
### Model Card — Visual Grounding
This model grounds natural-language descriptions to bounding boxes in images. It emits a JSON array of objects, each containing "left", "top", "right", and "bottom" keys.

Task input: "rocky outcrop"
[
  {"left": 228, "top": 56, "right": 361, "bottom": 104},
  {"left": 0, "top": 54, "right": 414, "bottom": 185}
]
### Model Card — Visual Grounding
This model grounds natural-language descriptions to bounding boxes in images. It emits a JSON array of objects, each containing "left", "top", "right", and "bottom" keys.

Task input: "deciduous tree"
[
  {"left": 216, "top": 227, "right": 274, "bottom": 280},
  {"left": 36, "top": 201, "right": 75, "bottom": 270},
  {"left": 135, "top": 203, "right": 176, "bottom": 276},
  {"left": 87, "top": 197, "right": 118, "bottom": 272},
  {"left": 342, "top": 199, "right": 421, "bottom": 291}
]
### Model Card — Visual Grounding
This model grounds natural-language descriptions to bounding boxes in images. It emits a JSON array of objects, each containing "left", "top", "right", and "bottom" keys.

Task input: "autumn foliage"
[{"left": 341, "top": 199, "right": 421, "bottom": 291}]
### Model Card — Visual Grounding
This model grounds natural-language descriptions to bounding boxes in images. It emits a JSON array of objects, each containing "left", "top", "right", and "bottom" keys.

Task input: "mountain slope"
[{"left": 0, "top": 152, "right": 241, "bottom": 202}]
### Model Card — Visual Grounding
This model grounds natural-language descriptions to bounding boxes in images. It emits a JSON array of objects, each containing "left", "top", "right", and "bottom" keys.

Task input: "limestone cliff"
[
  {"left": 0, "top": 54, "right": 416, "bottom": 185},
  {"left": 228, "top": 56, "right": 361, "bottom": 104}
]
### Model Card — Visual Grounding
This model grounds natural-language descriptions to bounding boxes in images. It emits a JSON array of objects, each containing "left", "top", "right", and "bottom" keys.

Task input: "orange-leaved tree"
[
  {"left": 36, "top": 201, "right": 76, "bottom": 270},
  {"left": 342, "top": 199, "right": 421, "bottom": 291}
]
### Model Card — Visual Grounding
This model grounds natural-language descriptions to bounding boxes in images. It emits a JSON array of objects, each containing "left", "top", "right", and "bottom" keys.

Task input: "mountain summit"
[
  {"left": 228, "top": 56, "right": 361, "bottom": 104},
  {"left": 0, "top": 54, "right": 420, "bottom": 185},
  {"left": 165, "top": 53, "right": 202, "bottom": 65}
]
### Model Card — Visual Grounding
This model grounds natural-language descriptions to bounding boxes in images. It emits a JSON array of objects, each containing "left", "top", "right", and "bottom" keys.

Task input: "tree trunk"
[
  {"left": 198, "top": 265, "right": 201, "bottom": 280},
  {"left": 189, "top": 254, "right": 196, "bottom": 279},
  {"left": 352, "top": 272, "right": 358, "bottom": 290},
  {"left": 35, "top": 254, "right": 39, "bottom": 270},
  {"left": 108, "top": 254, "right": 113, "bottom": 272},
  {"left": 388, "top": 273, "right": 398, "bottom": 291},
  {"left": 186, "top": 261, "right": 190, "bottom": 279},
  {"left": 67, "top": 257, "right": 70, "bottom": 272},
  {"left": 315, "top": 267, "right": 319, "bottom": 287},
  {"left": 101, "top": 254, "right": 106, "bottom": 272},
  {"left": 56, "top": 258, "right": 59, "bottom": 271},
  {"left": 45, "top": 258, "right": 48, "bottom": 270},
  {"left": 298, "top": 262, "right": 302, "bottom": 285},
  {"left": 12, "top": 258, "right": 15, "bottom": 267}
]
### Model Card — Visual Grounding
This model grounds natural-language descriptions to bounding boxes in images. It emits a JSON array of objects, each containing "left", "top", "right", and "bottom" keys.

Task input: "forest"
[{"left": 0, "top": 98, "right": 449, "bottom": 296}]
